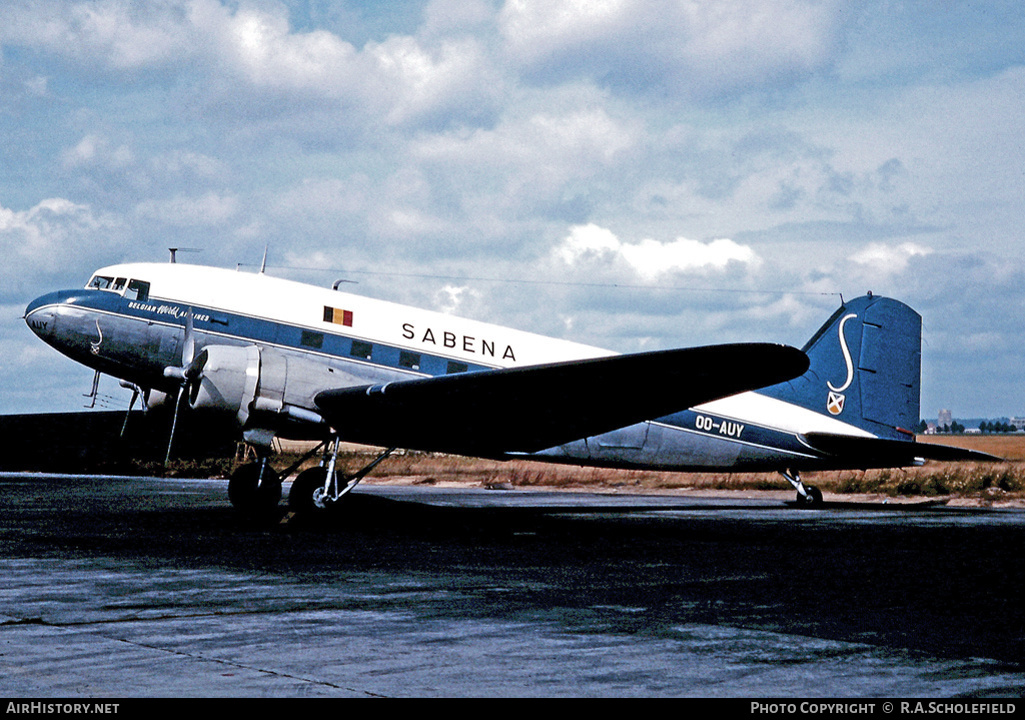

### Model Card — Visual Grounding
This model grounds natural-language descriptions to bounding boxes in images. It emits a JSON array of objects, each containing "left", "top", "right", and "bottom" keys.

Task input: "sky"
[{"left": 1, "top": 0, "right": 1022, "bottom": 421}]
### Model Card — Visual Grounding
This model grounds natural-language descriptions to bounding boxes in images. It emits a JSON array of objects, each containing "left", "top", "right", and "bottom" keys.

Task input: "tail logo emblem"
[
  {"left": 826, "top": 313, "right": 857, "bottom": 415},
  {"left": 827, "top": 391, "right": 845, "bottom": 415}
]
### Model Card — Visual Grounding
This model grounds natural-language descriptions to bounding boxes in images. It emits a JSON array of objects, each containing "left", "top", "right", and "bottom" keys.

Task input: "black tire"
[
  {"left": 799, "top": 485, "right": 823, "bottom": 507},
  {"left": 228, "top": 462, "right": 282, "bottom": 514},
  {"left": 288, "top": 467, "right": 329, "bottom": 515}
]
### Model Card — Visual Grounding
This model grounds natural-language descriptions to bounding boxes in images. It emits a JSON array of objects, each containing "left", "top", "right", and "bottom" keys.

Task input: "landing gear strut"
[
  {"left": 288, "top": 439, "right": 396, "bottom": 515},
  {"left": 228, "top": 457, "right": 281, "bottom": 515},
  {"left": 226, "top": 436, "right": 397, "bottom": 517},
  {"left": 780, "top": 468, "right": 823, "bottom": 507},
  {"left": 227, "top": 439, "right": 327, "bottom": 516}
]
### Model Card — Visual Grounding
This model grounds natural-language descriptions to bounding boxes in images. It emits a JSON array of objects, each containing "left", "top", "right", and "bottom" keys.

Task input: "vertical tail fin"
[{"left": 762, "top": 294, "right": 922, "bottom": 440}]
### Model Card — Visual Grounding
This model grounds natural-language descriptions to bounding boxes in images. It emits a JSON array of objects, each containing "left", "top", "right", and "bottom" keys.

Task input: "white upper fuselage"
[
  {"left": 97, "top": 262, "right": 874, "bottom": 441},
  {"left": 101, "top": 261, "right": 615, "bottom": 371},
  {"left": 90, "top": 263, "right": 842, "bottom": 413}
]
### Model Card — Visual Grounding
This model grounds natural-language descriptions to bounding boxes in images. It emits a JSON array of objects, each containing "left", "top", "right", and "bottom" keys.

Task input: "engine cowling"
[
  {"left": 188, "top": 344, "right": 339, "bottom": 430},
  {"left": 143, "top": 388, "right": 173, "bottom": 412},
  {"left": 189, "top": 344, "right": 261, "bottom": 426}
]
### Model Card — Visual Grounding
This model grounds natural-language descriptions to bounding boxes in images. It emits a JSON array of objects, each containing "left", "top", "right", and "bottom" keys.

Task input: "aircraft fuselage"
[{"left": 25, "top": 262, "right": 915, "bottom": 475}]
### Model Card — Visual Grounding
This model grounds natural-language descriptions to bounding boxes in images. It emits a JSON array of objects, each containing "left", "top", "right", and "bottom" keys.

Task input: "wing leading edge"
[{"left": 314, "top": 343, "right": 809, "bottom": 456}]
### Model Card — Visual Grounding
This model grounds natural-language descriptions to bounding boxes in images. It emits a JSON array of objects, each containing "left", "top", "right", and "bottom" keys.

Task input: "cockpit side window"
[
  {"left": 125, "top": 279, "right": 150, "bottom": 302},
  {"left": 88, "top": 275, "right": 114, "bottom": 290},
  {"left": 112, "top": 277, "right": 127, "bottom": 291}
]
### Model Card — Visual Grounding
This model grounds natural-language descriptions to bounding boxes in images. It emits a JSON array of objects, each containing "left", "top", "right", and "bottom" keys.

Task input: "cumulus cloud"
[
  {"left": 368, "top": 35, "right": 504, "bottom": 127},
  {"left": 0, "top": 198, "right": 122, "bottom": 302},
  {"left": 499, "top": 0, "right": 843, "bottom": 96},
  {"left": 2, "top": 1, "right": 501, "bottom": 129},
  {"left": 61, "top": 134, "right": 134, "bottom": 170},
  {"left": 434, "top": 284, "right": 484, "bottom": 316},
  {"left": 1, "top": 0, "right": 191, "bottom": 69},
  {"left": 189, "top": 0, "right": 361, "bottom": 95},
  {"left": 134, "top": 191, "right": 240, "bottom": 227},
  {"left": 554, "top": 223, "right": 760, "bottom": 280},
  {"left": 1, "top": 198, "right": 106, "bottom": 255},
  {"left": 851, "top": 242, "right": 932, "bottom": 275},
  {"left": 414, "top": 104, "right": 637, "bottom": 219}
]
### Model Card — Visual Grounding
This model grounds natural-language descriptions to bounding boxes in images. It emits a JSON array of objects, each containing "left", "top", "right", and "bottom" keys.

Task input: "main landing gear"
[
  {"left": 780, "top": 468, "right": 823, "bottom": 507},
  {"left": 288, "top": 440, "right": 396, "bottom": 515},
  {"left": 227, "top": 437, "right": 396, "bottom": 518},
  {"left": 228, "top": 457, "right": 282, "bottom": 515}
]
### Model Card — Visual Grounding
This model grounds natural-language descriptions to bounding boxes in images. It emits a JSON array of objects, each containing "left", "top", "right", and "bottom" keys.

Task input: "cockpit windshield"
[
  {"left": 126, "top": 279, "right": 150, "bottom": 301},
  {"left": 86, "top": 275, "right": 150, "bottom": 302},
  {"left": 88, "top": 275, "right": 114, "bottom": 290}
]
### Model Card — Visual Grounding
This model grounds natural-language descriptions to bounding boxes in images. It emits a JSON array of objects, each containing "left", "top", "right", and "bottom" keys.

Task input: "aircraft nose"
[{"left": 24, "top": 291, "right": 65, "bottom": 340}]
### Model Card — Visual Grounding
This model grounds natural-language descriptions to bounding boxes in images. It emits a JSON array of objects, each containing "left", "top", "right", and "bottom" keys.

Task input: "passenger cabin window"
[
  {"left": 300, "top": 330, "right": 324, "bottom": 349},
  {"left": 399, "top": 351, "right": 421, "bottom": 370},
  {"left": 447, "top": 361, "right": 468, "bottom": 374},
  {"left": 125, "top": 279, "right": 150, "bottom": 302},
  {"left": 350, "top": 340, "right": 373, "bottom": 360}
]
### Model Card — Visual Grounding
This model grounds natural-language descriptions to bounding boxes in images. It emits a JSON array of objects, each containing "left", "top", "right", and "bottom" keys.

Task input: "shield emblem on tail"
[{"left": 827, "top": 391, "right": 845, "bottom": 415}]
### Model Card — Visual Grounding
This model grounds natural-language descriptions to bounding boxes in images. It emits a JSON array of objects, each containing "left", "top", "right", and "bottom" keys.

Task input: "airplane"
[{"left": 23, "top": 257, "right": 996, "bottom": 516}]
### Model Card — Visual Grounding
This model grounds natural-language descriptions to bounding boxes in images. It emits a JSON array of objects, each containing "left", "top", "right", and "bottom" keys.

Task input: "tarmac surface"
[{"left": 0, "top": 472, "right": 1023, "bottom": 698}]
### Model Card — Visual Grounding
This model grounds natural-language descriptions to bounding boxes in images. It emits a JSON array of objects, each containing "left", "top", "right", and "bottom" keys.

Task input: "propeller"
[
  {"left": 162, "top": 308, "right": 207, "bottom": 465},
  {"left": 119, "top": 381, "right": 140, "bottom": 438}
]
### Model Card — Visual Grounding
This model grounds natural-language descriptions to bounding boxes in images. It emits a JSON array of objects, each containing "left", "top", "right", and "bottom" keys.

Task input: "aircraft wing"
[
  {"left": 802, "top": 432, "right": 1004, "bottom": 467},
  {"left": 315, "top": 343, "right": 809, "bottom": 456}
]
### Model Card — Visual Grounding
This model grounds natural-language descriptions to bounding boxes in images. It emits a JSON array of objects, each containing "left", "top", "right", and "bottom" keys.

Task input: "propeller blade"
[
  {"left": 120, "top": 387, "right": 138, "bottom": 438},
  {"left": 165, "top": 385, "right": 188, "bottom": 466},
  {"left": 164, "top": 309, "right": 207, "bottom": 465},
  {"left": 184, "top": 347, "right": 208, "bottom": 381},
  {"left": 182, "top": 306, "right": 195, "bottom": 367}
]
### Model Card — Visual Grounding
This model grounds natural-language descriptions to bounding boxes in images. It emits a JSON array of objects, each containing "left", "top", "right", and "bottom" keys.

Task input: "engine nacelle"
[
  {"left": 143, "top": 387, "right": 173, "bottom": 412},
  {"left": 189, "top": 345, "right": 261, "bottom": 426},
  {"left": 189, "top": 344, "right": 338, "bottom": 431}
]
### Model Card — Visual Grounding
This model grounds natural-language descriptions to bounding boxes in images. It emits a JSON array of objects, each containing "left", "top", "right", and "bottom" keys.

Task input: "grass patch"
[{"left": 109, "top": 435, "right": 1025, "bottom": 504}]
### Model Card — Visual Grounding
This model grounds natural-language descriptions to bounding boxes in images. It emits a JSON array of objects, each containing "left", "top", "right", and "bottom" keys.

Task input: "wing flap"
[
  {"left": 803, "top": 432, "right": 1003, "bottom": 466},
  {"left": 315, "top": 343, "right": 808, "bottom": 455}
]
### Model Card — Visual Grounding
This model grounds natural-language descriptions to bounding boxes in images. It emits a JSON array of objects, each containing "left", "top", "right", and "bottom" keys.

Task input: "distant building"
[
  {"left": 938, "top": 409, "right": 952, "bottom": 427},
  {"left": 1012, "top": 417, "right": 1025, "bottom": 431}
]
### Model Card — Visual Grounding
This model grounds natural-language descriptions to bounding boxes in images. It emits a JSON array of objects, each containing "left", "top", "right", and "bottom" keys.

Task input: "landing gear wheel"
[
  {"left": 286, "top": 443, "right": 395, "bottom": 518},
  {"left": 799, "top": 485, "right": 823, "bottom": 507},
  {"left": 228, "top": 462, "right": 282, "bottom": 515},
  {"left": 288, "top": 467, "right": 349, "bottom": 515},
  {"left": 288, "top": 467, "right": 330, "bottom": 515}
]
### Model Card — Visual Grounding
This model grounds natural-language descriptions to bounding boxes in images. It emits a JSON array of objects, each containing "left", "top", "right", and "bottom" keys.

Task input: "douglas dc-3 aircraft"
[{"left": 24, "top": 258, "right": 994, "bottom": 516}]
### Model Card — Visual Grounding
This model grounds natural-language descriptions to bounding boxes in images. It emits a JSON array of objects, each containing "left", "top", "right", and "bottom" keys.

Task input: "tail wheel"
[
  {"left": 800, "top": 486, "right": 823, "bottom": 507},
  {"left": 228, "top": 462, "right": 282, "bottom": 514}
]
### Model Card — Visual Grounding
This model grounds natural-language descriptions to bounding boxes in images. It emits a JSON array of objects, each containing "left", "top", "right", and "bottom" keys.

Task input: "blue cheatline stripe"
[{"left": 81, "top": 289, "right": 497, "bottom": 378}]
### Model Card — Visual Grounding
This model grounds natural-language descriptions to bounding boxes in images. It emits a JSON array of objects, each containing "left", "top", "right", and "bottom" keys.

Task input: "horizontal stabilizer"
[
  {"left": 803, "top": 432, "right": 1003, "bottom": 467},
  {"left": 316, "top": 343, "right": 809, "bottom": 456}
]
